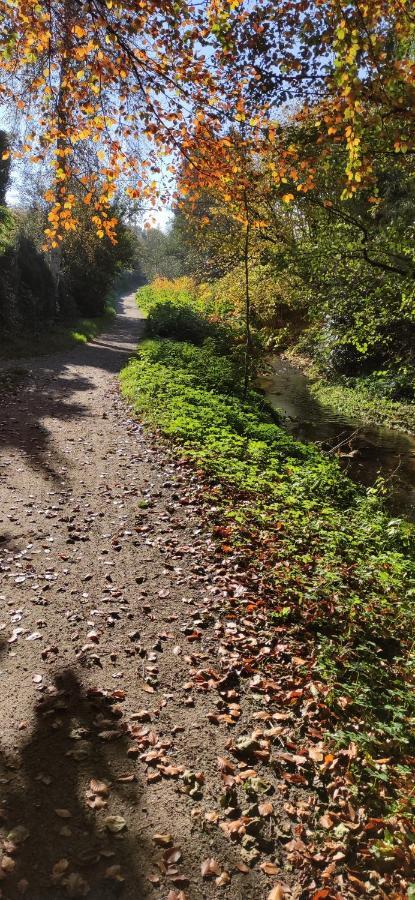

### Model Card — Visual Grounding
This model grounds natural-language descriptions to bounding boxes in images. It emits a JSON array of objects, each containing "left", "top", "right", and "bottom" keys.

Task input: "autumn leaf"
[
  {"left": 104, "top": 815, "right": 126, "bottom": 833},
  {"left": 266, "top": 885, "right": 287, "bottom": 900},
  {"left": 201, "top": 858, "right": 221, "bottom": 878}
]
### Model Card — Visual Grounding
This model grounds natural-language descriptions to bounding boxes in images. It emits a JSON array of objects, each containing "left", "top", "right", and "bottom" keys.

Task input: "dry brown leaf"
[
  {"left": 261, "top": 861, "right": 279, "bottom": 876},
  {"left": 217, "top": 756, "right": 234, "bottom": 774},
  {"left": 104, "top": 865, "right": 124, "bottom": 882},
  {"left": 51, "top": 859, "right": 69, "bottom": 882},
  {"left": 216, "top": 871, "right": 231, "bottom": 886},
  {"left": 204, "top": 810, "right": 220, "bottom": 823},
  {"left": 104, "top": 815, "right": 126, "bottom": 833},
  {"left": 268, "top": 886, "right": 285, "bottom": 900},
  {"left": 308, "top": 746, "right": 324, "bottom": 762},
  {"left": 235, "top": 862, "right": 250, "bottom": 873},
  {"left": 319, "top": 813, "right": 334, "bottom": 829},
  {"left": 258, "top": 801, "right": 274, "bottom": 817},
  {"left": 201, "top": 857, "right": 221, "bottom": 878},
  {"left": 89, "top": 778, "right": 109, "bottom": 795},
  {"left": 153, "top": 833, "right": 173, "bottom": 847},
  {"left": 63, "top": 871, "right": 89, "bottom": 897},
  {"left": 165, "top": 848, "right": 182, "bottom": 865},
  {"left": 1, "top": 856, "right": 16, "bottom": 873}
]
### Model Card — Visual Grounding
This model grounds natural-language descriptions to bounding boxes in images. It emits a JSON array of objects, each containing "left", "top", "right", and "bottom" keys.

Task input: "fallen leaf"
[
  {"left": 235, "top": 862, "right": 250, "bottom": 873},
  {"left": 51, "top": 859, "right": 70, "bottom": 884},
  {"left": 104, "top": 815, "right": 126, "bottom": 833},
  {"left": 63, "top": 871, "right": 89, "bottom": 897},
  {"left": 165, "top": 848, "right": 182, "bottom": 865},
  {"left": 319, "top": 813, "right": 334, "bottom": 829},
  {"left": 268, "top": 886, "right": 285, "bottom": 900},
  {"left": 216, "top": 871, "right": 231, "bottom": 885},
  {"left": 201, "top": 857, "right": 221, "bottom": 878},
  {"left": 7, "top": 826, "right": 29, "bottom": 844},
  {"left": 258, "top": 801, "right": 274, "bottom": 817},
  {"left": 104, "top": 865, "right": 124, "bottom": 882},
  {"left": 1, "top": 856, "right": 15, "bottom": 873},
  {"left": 89, "top": 779, "right": 109, "bottom": 796},
  {"left": 261, "top": 861, "right": 279, "bottom": 875},
  {"left": 153, "top": 833, "right": 173, "bottom": 847}
]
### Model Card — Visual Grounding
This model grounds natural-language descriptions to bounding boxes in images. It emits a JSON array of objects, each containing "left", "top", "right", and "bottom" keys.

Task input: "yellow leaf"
[{"left": 282, "top": 193, "right": 294, "bottom": 203}]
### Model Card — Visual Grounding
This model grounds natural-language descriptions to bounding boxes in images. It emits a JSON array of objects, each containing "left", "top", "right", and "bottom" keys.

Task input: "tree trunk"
[{"left": 243, "top": 190, "right": 251, "bottom": 399}]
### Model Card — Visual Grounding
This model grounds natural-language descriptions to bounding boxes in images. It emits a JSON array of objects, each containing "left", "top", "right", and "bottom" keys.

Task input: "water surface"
[{"left": 260, "top": 357, "right": 415, "bottom": 520}]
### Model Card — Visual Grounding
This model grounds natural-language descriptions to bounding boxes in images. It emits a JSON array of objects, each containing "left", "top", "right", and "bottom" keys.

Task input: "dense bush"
[
  {"left": 0, "top": 210, "right": 56, "bottom": 334},
  {"left": 0, "top": 193, "right": 138, "bottom": 343},
  {"left": 147, "top": 301, "right": 213, "bottom": 345}
]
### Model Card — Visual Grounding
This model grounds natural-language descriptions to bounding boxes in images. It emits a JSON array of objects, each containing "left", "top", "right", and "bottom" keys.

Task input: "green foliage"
[
  {"left": 0, "top": 205, "right": 16, "bottom": 254},
  {"left": 309, "top": 375, "right": 415, "bottom": 433},
  {"left": 137, "top": 227, "right": 186, "bottom": 282},
  {"left": 61, "top": 201, "right": 137, "bottom": 317},
  {"left": 138, "top": 276, "right": 197, "bottom": 312},
  {"left": 147, "top": 302, "right": 212, "bottom": 345},
  {"left": 121, "top": 284, "right": 415, "bottom": 810},
  {"left": 0, "top": 208, "right": 56, "bottom": 335},
  {"left": 155, "top": 134, "right": 415, "bottom": 408},
  {"left": 0, "top": 131, "right": 10, "bottom": 206},
  {"left": 0, "top": 305, "right": 115, "bottom": 360},
  {"left": 0, "top": 194, "right": 137, "bottom": 354}
]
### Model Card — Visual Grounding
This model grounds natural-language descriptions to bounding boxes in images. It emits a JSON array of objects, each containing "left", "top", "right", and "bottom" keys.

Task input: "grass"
[
  {"left": 284, "top": 350, "right": 415, "bottom": 434},
  {"left": 309, "top": 377, "right": 415, "bottom": 434},
  {"left": 121, "top": 282, "right": 415, "bottom": 836},
  {"left": 0, "top": 302, "right": 116, "bottom": 361}
]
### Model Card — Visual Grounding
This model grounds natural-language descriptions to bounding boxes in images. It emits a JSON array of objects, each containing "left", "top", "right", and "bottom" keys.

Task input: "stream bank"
[{"left": 260, "top": 356, "right": 415, "bottom": 521}]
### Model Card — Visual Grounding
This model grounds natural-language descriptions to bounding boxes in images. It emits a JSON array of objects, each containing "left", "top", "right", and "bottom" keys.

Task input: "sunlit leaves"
[{"left": 1, "top": 0, "right": 413, "bottom": 243}]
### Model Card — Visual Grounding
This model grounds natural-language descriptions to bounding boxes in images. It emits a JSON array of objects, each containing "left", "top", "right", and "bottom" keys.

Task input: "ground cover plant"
[{"left": 121, "top": 281, "right": 415, "bottom": 889}]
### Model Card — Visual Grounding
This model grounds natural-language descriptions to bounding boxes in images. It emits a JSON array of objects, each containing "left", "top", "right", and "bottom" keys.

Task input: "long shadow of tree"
[
  {"left": 0, "top": 286, "right": 145, "bottom": 484},
  {"left": 0, "top": 669, "right": 150, "bottom": 899},
  {"left": 0, "top": 369, "right": 93, "bottom": 482}
]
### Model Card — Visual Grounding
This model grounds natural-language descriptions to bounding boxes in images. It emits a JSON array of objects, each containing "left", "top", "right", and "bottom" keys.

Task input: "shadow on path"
[
  {"left": 0, "top": 287, "right": 145, "bottom": 482},
  {"left": 0, "top": 669, "right": 149, "bottom": 899}
]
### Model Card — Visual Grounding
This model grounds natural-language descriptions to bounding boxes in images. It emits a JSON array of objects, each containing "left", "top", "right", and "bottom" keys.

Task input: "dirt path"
[{"left": 0, "top": 291, "right": 284, "bottom": 900}]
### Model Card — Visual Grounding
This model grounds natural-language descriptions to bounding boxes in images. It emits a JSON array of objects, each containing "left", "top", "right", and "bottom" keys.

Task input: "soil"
[{"left": 0, "top": 290, "right": 289, "bottom": 900}]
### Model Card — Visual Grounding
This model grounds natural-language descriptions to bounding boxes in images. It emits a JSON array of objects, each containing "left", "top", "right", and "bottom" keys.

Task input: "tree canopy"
[{"left": 1, "top": 0, "right": 413, "bottom": 244}]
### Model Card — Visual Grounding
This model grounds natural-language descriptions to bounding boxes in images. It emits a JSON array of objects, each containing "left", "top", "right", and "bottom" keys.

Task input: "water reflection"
[{"left": 259, "top": 357, "right": 415, "bottom": 520}]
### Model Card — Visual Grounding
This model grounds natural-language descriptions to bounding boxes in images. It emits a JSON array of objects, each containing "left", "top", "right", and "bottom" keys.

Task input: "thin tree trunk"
[
  {"left": 243, "top": 190, "right": 251, "bottom": 399},
  {"left": 49, "top": 0, "right": 73, "bottom": 313}
]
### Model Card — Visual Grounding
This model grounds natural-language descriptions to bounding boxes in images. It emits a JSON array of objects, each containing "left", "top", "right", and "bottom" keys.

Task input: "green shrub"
[
  {"left": 147, "top": 301, "right": 214, "bottom": 345},
  {"left": 121, "top": 283, "right": 415, "bottom": 793}
]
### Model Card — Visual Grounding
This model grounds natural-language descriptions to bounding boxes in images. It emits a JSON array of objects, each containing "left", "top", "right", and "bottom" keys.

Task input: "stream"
[{"left": 260, "top": 357, "right": 415, "bottom": 521}]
